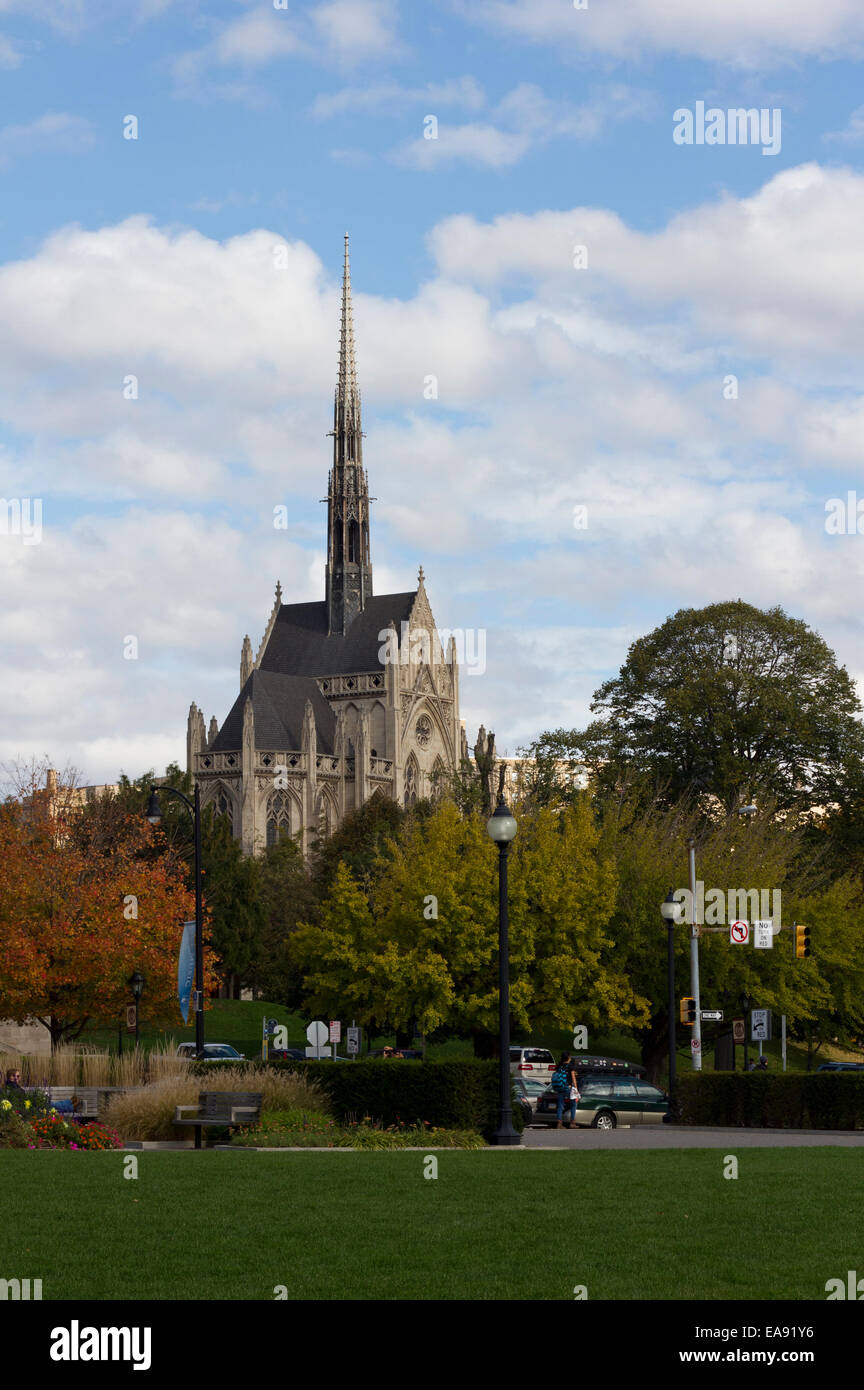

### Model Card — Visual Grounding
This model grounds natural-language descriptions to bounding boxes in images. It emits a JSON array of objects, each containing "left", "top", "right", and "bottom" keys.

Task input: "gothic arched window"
[
  {"left": 404, "top": 756, "right": 418, "bottom": 807},
  {"left": 266, "top": 790, "right": 296, "bottom": 848},
  {"left": 215, "top": 785, "right": 233, "bottom": 833}
]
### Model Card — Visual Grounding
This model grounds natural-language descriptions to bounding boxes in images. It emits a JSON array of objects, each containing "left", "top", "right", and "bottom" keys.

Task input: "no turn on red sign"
[{"left": 729, "top": 919, "right": 750, "bottom": 945}]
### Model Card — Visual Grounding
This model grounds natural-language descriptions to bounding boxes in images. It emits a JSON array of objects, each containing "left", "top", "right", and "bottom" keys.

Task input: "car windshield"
[{"left": 206, "top": 1046, "right": 239, "bottom": 1057}]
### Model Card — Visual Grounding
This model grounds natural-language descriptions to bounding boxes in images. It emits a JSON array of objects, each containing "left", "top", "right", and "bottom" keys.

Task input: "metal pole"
[
  {"left": 781, "top": 1014, "right": 787, "bottom": 1072},
  {"left": 193, "top": 784, "right": 204, "bottom": 1062},
  {"left": 134, "top": 1001, "right": 140, "bottom": 1049},
  {"left": 688, "top": 838, "right": 702, "bottom": 1071},
  {"left": 667, "top": 921, "right": 677, "bottom": 1113},
  {"left": 492, "top": 840, "right": 519, "bottom": 1145}
]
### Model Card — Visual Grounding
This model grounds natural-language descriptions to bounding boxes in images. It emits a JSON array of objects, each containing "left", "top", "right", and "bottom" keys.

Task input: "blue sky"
[{"left": 2, "top": 0, "right": 864, "bottom": 783}]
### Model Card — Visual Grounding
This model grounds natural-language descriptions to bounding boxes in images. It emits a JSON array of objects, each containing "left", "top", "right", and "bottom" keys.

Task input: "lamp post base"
[{"left": 490, "top": 1120, "right": 522, "bottom": 1146}]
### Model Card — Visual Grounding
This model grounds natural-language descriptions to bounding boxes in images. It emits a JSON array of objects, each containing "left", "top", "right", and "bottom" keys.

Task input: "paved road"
[{"left": 521, "top": 1124, "right": 864, "bottom": 1149}]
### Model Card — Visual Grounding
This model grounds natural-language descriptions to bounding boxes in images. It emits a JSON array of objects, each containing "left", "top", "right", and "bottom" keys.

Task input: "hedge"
[
  {"left": 190, "top": 1059, "right": 523, "bottom": 1137},
  {"left": 676, "top": 1072, "right": 864, "bottom": 1129}
]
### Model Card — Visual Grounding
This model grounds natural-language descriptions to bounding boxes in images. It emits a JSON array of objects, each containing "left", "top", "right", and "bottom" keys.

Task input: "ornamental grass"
[{"left": 104, "top": 1066, "right": 328, "bottom": 1141}]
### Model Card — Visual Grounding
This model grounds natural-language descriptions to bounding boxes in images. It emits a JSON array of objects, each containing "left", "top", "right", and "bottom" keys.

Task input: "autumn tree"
[{"left": 0, "top": 795, "right": 209, "bottom": 1048}]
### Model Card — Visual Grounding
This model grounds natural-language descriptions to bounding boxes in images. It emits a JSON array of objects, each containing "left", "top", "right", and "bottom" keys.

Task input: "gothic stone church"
[{"left": 186, "top": 237, "right": 465, "bottom": 856}]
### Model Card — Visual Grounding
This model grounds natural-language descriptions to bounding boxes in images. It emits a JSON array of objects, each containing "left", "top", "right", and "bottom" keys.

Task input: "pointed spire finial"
[
  {"left": 275, "top": 579, "right": 282, "bottom": 603},
  {"left": 418, "top": 565, "right": 425, "bottom": 585}
]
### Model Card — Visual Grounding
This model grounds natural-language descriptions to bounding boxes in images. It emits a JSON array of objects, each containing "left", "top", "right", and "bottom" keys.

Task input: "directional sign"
[
  {"left": 732, "top": 1017, "right": 746, "bottom": 1043},
  {"left": 753, "top": 921, "right": 773, "bottom": 950},
  {"left": 751, "top": 1009, "right": 772, "bottom": 1042},
  {"left": 729, "top": 919, "right": 750, "bottom": 945},
  {"left": 701, "top": 1010, "right": 723, "bottom": 1022}
]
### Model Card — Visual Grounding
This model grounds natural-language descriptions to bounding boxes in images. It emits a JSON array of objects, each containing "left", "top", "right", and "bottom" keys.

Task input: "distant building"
[{"left": 186, "top": 238, "right": 463, "bottom": 855}]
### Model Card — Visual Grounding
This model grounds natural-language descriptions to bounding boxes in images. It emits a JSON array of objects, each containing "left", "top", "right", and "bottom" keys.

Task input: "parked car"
[
  {"left": 816, "top": 1062, "right": 864, "bottom": 1071},
  {"left": 534, "top": 1070, "right": 667, "bottom": 1130},
  {"left": 176, "top": 1043, "right": 246, "bottom": 1061},
  {"left": 509, "top": 1046, "right": 556, "bottom": 1087},
  {"left": 512, "top": 1076, "right": 534, "bottom": 1127},
  {"left": 269, "top": 1048, "right": 307, "bottom": 1060}
]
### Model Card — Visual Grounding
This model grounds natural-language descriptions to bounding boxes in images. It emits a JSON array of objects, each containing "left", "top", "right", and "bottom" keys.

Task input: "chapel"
[{"left": 186, "top": 237, "right": 465, "bottom": 855}]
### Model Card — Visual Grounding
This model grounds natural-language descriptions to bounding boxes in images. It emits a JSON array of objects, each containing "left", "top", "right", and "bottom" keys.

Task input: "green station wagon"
[{"left": 535, "top": 1073, "right": 669, "bottom": 1129}]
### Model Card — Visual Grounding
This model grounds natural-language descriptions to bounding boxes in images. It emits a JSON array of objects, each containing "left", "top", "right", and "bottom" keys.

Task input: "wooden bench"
[
  {"left": 47, "top": 1086, "right": 99, "bottom": 1119},
  {"left": 174, "top": 1091, "right": 263, "bottom": 1150}
]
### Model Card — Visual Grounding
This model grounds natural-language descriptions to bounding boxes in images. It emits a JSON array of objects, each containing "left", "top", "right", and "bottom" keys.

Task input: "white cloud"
[
  {"left": 825, "top": 105, "right": 864, "bottom": 142},
  {"left": 393, "top": 82, "right": 655, "bottom": 169},
  {"left": 0, "top": 113, "right": 96, "bottom": 170},
  {"left": 465, "top": 0, "right": 864, "bottom": 66},
  {"left": 5, "top": 170, "right": 864, "bottom": 774},
  {"left": 311, "top": 0, "right": 401, "bottom": 62}
]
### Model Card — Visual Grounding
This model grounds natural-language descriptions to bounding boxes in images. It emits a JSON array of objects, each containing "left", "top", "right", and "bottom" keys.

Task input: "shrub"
[
  {"left": 231, "top": 1112, "right": 486, "bottom": 1149},
  {"left": 676, "top": 1072, "right": 864, "bottom": 1129},
  {"left": 253, "top": 1060, "right": 512, "bottom": 1136}
]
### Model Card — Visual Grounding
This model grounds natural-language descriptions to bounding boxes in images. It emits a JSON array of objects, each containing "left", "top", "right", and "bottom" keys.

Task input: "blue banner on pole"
[{"left": 178, "top": 921, "right": 195, "bottom": 1024}]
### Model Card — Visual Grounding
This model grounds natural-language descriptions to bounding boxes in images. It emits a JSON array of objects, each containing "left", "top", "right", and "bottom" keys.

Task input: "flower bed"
[{"left": 27, "top": 1114, "right": 122, "bottom": 1150}]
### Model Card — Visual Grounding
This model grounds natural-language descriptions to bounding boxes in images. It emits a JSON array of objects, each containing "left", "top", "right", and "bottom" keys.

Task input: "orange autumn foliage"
[{"left": 0, "top": 799, "right": 216, "bottom": 1046}]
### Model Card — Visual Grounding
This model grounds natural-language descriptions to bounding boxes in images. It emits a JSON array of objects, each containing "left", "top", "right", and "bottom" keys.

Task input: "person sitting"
[{"left": 3, "top": 1068, "right": 24, "bottom": 1091}]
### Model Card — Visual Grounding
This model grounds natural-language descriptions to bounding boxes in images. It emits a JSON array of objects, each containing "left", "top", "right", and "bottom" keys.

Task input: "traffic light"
[
  {"left": 679, "top": 997, "right": 697, "bottom": 1026},
  {"left": 794, "top": 923, "right": 811, "bottom": 959}
]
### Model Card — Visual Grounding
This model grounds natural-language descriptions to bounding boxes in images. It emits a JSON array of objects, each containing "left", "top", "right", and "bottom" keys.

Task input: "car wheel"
[{"left": 591, "top": 1109, "right": 616, "bottom": 1131}]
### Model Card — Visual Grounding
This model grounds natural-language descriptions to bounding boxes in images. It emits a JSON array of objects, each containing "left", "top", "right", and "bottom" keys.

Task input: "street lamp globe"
[
  {"left": 486, "top": 800, "right": 517, "bottom": 844},
  {"left": 145, "top": 787, "right": 162, "bottom": 825},
  {"left": 660, "top": 888, "right": 685, "bottom": 924}
]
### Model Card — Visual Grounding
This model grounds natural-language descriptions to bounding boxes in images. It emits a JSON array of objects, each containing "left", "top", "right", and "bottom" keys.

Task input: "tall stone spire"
[{"left": 325, "top": 234, "right": 373, "bottom": 634}]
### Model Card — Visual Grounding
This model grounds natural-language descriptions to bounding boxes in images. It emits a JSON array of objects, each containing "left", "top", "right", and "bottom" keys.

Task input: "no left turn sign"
[{"left": 730, "top": 920, "right": 750, "bottom": 945}]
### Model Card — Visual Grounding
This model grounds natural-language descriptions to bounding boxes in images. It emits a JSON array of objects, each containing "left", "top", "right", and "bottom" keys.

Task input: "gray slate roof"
[
  {"left": 212, "top": 670, "right": 336, "bottom": 754},
  {"left": 211, "top": 592, "right": 416, "bottom": 753},
  {"left": 259, "top": 594, "right": 416, "bottom": 677}
]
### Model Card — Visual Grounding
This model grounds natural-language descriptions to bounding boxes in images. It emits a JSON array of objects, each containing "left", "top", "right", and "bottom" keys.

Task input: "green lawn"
[{"left": 0, "top": 1148, "right": 857, "bottom": 1300}]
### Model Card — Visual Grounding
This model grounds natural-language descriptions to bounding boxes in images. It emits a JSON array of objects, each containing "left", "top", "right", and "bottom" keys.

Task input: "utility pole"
[{"left": 688, "top": 837, "right": 703, "bottom": 1071}]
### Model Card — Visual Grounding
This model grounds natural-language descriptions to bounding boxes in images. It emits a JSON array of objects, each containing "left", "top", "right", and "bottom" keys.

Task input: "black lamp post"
[
  {"left": 128, "top": 971, "right": 146, "bottom": 1048},
  {"left": 740, "top": 992, "right": 751, "bottom": 1072},
  {"left": 660, "top": 888, "right": 686, "bottom": 1117},
  {"left": 146, "top": 784, "right": 204, "bottom": 1060},
  {"left": 486, "top": 794, "right": 521, "bottom": 1146}
]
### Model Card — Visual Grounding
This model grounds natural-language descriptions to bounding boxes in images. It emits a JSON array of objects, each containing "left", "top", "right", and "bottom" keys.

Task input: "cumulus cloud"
[{"left": 4, "top": 168, "right": 864, "bottom": 777}]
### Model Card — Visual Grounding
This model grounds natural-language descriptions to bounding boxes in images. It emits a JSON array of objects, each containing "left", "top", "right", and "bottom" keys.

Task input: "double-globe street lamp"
[
  {"left": 145, "top": 784, "right": 205, "bottom": 1060},
  {"left": 660, "top": 888, "right": 687, "bottom": 1117},
  {"left": 486, "top": 794, "right": 521, "bottom": 1147}
]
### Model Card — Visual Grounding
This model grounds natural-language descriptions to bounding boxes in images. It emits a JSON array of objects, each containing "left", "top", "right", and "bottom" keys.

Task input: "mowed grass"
[{"left": 0, "top": 1149, "right": 858, "bottom": 1301}]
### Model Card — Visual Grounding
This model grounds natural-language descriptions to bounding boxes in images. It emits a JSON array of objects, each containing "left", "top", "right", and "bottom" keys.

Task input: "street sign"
[
  {"left": 751, "top": 1009, "right": 772, "bottom": 1041},
  {"left": 754, "top": 921, "right": 773, "bottom": 950},
  {"left": 306, "top": 1020, "right": 330, "bottom": 1059},
  {"left": 329, "top": 1020, "right": 341, "bottom": 1044},
  {"left": 732, "top": 1017, "right": 746, "bottom": 1042},
  {"left": 729, "top": 920, "right": 749, "bottom": 945},
  {"left": 701, "top": 1010, "right": 723, "bottom": 1022},
  {"left": 346, "top": 1026, "right": 361, "bottom": 1055},
  {"left": 690, "top": 1037, "right": 701, "bottom": 1051}
]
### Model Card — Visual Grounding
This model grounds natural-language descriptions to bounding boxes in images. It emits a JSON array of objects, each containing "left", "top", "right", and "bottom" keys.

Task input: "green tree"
[{"left": 534, "top": 601, "right": 864, "bottom": 813}]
